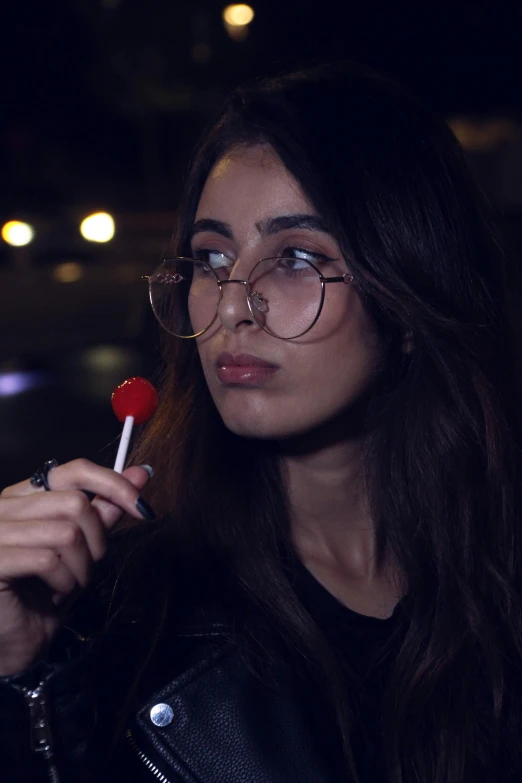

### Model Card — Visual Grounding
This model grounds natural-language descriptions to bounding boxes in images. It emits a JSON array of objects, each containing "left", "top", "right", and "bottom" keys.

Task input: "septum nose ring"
[{"left": 250, "top": 291, "right": 267, "bottom": 313}]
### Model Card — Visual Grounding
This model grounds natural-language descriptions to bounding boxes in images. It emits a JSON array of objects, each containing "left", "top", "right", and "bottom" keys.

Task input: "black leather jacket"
[{"left": 0, "top": 532, "right": 346, "bottom": 783}]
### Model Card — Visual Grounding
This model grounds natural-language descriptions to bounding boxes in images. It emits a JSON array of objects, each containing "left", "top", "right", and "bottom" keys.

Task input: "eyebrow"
[{"left": 189, "top": 214, "right": 330, "bottom": 241}]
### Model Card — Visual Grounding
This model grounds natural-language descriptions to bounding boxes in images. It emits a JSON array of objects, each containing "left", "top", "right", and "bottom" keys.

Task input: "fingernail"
[
  {"left": 136, "top": 496, "right": 156, "bottom": 520},
  {"left": 140, "top": 464, "right": 154, "bottom": 478}
]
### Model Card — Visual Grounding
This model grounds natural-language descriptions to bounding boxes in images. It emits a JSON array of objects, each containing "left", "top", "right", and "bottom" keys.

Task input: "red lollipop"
[
  {"left": 111, "top": 377, "right": 158, "bottom": 473},
  {"left": 112, "top": 376, "right": 158, "bottom": 424}
]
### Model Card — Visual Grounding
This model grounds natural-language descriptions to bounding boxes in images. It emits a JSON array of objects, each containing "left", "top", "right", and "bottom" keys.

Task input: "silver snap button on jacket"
[{"left": 149, "top": 703, "right": 174, "bottom": 727}]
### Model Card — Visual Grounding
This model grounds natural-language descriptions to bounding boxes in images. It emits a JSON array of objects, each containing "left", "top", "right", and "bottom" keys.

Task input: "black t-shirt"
[{"left": 287, "top": 552, "right": 407, "bottom": 782}]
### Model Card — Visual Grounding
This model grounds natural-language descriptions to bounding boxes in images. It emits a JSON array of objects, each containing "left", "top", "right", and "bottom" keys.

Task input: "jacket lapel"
[{"left": 132, "top": 636, "right": 335, "bottom": 783}]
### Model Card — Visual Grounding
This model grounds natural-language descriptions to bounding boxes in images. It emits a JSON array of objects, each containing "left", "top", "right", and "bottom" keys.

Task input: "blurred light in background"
[
  {"left": 223, "top": 4, "right": 254, "bottom": 40},
  {"left": 65, "top": 345, "right": 143, "bottom": 402},
  {"left": 448, "top": 116, "right": 520, "bottom": 151},
  {"left": 80, "top": 212, "right": 115, "bottom": 243},
  {"left": 0, "top": 371, "right": 49, "bottom": 397},
  {"left": 83, "top": 345, "right": 131, "bottom": 372},
  {"left": 53, "top": 261, "right": 84, "bottom": 284},
  {"left": 223, "top": 4, "right": 254, "bottom": 25},
  {"left": 1, "top": 220, "right": 35, "bottom": 247}
]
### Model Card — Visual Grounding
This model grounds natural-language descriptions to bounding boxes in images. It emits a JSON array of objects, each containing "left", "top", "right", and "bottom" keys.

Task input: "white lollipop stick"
[{"left": 114, "top": 415, "right": 134, "bottom": 474}]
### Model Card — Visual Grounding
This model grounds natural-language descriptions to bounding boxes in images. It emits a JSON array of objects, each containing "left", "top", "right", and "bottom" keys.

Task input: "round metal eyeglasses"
[{"left": 143, "top": 255, "right": 354, "bottom": 340}]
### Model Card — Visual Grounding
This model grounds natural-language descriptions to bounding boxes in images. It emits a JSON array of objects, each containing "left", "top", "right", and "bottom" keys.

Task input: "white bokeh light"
[
  {"left": 223, "top": 4, "right": 254, "bottom": 25},
  {"left": 80, "top": 212, "right": 115, "bottom": 243},
  {"left": 1, "top": 220, "right": 35, "bottom": 247}
]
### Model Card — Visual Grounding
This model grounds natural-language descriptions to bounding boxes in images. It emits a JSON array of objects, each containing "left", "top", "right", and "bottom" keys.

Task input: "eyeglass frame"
[{"left": 143, "top": 255, "right": 355, "bottom": 340}]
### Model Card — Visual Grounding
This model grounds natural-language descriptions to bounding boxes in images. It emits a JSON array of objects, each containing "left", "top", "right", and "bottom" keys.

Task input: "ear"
[{"left": 401, "top": 330, "right": 414, "bottom": 354}]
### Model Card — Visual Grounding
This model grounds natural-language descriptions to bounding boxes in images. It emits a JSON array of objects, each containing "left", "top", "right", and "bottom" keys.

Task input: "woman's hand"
[{"left": 0, "top": 459, "right": 153, "bottom": 676}]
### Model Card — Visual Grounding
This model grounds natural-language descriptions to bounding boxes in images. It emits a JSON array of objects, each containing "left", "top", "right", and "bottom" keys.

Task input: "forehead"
[{"left": 195, "top": 145, "right": 312, "bottom": 218}]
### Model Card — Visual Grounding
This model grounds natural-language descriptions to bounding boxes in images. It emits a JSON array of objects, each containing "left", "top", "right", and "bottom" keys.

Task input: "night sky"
[{"left": 3, "top": 0, "right": 522, "bottom": 215}]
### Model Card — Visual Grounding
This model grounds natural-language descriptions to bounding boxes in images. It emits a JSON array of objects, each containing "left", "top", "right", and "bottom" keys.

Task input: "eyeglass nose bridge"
[{"left": 218, "top": 279, "right": 249, "bottom": 287}]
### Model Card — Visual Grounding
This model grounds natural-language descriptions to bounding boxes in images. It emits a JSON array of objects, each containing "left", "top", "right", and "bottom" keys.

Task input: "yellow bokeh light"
[
  {"left": 80, "top": 212, "right": 115, "bottom": 243},
  {"left": 1, "top": 220, "right": 35, "bottom": 247},
  {"left": 53, "top": 262, "right": 84, "bottom": 284},
  {"left": 223, "top": 4, "right": 254, "bottom": 26}
]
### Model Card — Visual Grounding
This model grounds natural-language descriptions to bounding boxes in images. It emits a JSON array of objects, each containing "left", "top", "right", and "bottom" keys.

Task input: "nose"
[{"left": 217, "top": 279, "right": 258, "bottom": 333}]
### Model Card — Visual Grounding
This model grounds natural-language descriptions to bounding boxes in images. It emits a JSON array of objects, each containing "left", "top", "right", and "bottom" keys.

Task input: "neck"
[{"left": 277, "top": 408, "right": 395, "bottom": 586}]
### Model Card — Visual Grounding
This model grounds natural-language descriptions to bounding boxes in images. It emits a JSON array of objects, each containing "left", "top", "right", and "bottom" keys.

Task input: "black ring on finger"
[{"left": 30, "top": 459, "right": 59, "bottom": 491}]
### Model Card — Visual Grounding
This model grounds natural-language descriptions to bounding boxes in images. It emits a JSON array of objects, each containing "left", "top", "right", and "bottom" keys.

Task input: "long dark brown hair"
[{"left": 123, "top": 61, "right": 522, "bottom": 782}]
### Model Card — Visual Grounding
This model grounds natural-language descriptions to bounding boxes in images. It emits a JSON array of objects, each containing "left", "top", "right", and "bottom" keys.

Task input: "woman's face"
[{"left": 191, "top": 144, "right": 381, "bottom": 440}]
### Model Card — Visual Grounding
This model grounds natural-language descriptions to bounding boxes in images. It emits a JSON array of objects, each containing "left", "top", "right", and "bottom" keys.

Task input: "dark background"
[{"left": 2, "top": 0, "right": 522, "bottom": 487}]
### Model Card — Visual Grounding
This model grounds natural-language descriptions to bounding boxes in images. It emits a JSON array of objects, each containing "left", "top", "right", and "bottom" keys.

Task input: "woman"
[{"left": 1, "top": 60, "right": 522, "bottom": 783}]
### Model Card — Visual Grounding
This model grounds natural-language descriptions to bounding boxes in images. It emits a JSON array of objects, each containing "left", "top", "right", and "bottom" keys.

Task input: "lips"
[
  {"left": 215, "top": 352, "right": 280, "bottom": 385},
  {"left": 215, "top": 352, "right": 279, "bottom": 369}
]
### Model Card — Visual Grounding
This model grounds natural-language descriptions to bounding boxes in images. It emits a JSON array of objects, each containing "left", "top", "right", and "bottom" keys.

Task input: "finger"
[
  {"left": 0, "top": 492, "right": 107, "bottom": 560},
  {"left": 1, "top": 460, "right": 154, "bottom": 525},
  {"left": 91, "top": 465, "right": 153, "bottom": 528},
  {"left": 0, "top": 548, "right": 78, "bottom": 596},
  {"left": 0, "top": 490, "right": 106, "bottom": 560},
  {"left": 0, "top": 521, "right": 92, "bottom": 588},
  {"left": 2, "top": 459, "right": 137, "bottom": 499},
  {"left": 2, "top": 464, "right": 151, "bottom": 500}
]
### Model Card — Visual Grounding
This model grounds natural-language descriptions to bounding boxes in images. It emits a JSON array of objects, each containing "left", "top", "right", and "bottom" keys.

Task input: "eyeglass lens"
[{"left": 149, "top": 257, "right": 327, "bottom": 339}]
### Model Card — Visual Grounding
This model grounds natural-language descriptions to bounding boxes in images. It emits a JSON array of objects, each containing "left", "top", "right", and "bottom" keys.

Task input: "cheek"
[
  {"left": 291, "top": 286, "right": 377, "bottom": 378},
  {"left": 288, "top": 323, "right": 379, "bottom": 419},
  {"left": 279, "top": 299, "right": 380, "bottom": 433}
]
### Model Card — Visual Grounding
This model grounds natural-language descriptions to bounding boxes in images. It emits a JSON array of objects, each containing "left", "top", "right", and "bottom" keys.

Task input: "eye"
[
  {"left": 279, "top": 247, "right": 333, "bottom": 268},
  {"left": 193, "top": 249, "right": 232, "bottom": 270}
]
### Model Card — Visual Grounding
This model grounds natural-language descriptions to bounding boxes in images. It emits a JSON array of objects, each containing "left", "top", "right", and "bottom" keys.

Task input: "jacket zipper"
[
  {"left": 126, "top": 728, "right": 172, "bottom": 782},
  {"left": 18, "top": 679, "right": 61, "bottom": 783}
]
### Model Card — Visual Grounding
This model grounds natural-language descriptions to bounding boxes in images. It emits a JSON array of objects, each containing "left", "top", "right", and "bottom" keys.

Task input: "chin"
[
  {"left": 216, "top": 389, "right": 371, "bottom": 445},
  {"left": 218, "top": 405, "right": 322, "bottom": 441},
  {"left": 221, "top": 414, "right": 287, "bottom": 440},
  {"left": 210, "top": 384, "right": 362, "bottom": 442}
]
